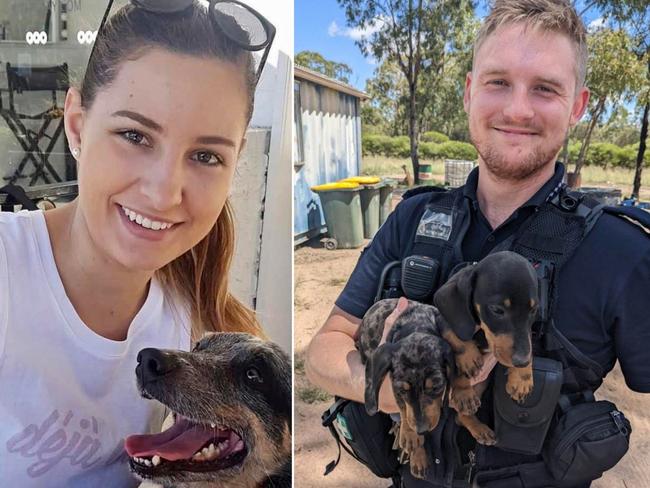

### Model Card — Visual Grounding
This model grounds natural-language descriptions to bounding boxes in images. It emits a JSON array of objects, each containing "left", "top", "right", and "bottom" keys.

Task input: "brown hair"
[
  {"left": 474, "top": 0, "right": 588, "bottom": 89},
  {"left": 80, "top": 1, "right": 263, "bottom": 340}
]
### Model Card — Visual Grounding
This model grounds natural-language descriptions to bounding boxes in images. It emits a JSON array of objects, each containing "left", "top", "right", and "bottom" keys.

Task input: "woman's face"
[{"left": 67, "top": 48, "right": 249, "bottom": 272}]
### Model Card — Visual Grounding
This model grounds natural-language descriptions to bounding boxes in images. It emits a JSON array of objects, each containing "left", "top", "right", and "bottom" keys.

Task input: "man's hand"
[
  {"left": 376, "top": 297, "right": 408, "bottom": 413},
  {"left": 305, "top": 299, "right": 408, "bottom": 416}
]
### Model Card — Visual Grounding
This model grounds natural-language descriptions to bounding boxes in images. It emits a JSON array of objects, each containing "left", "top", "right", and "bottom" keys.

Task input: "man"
[{"left": 306, "top": 0, "right": 650, "bottom": 487}]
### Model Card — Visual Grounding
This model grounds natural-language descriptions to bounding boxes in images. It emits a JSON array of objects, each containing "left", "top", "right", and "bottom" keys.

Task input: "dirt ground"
[{"left": 294, "top": 194, "right": 650, "bottom": 487}]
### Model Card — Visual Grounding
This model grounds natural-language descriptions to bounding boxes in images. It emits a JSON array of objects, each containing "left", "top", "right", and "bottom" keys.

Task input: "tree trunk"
[
  {"left": 632, "top": 101, "right": 648, "bottom": 199},
  {"left": 408, "top": 81, "right": 420, "bottom": 184},
  {"left": 574, "top": 97, "right": 606, "bottom": 176}
]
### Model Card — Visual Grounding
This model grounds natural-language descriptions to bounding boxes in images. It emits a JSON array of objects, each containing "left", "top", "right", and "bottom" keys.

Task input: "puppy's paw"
[
  {"left": 408, "top": 446, "right": 429, "bottom": 479},
  {"left": 450, "top": 387, "right": 481, "bottom": 416},
  {"left": 456, "top": 347, "right": 483, "bottom": 378},
  {"left": 399, "top": 425, "right": 424, "bottom": 452},
  {"left": 472, "top": 424, "right": 497, "bottom": 446},
  {"left": 506, "top": 368, "right": 533, "bottom": 403}
]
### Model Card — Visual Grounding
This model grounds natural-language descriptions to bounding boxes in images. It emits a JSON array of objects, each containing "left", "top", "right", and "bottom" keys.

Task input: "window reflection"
[{"left": 0, "top": 0, "right": 126, "bottom": 198}]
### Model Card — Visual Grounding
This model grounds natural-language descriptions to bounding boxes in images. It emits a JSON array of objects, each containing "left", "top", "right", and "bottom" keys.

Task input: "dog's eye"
[
  {"left": 246, "top": 367, "right": 263, "bottom": 383},
  {"left": 488, "top": 305, "right": 505, "bottom": 316}
]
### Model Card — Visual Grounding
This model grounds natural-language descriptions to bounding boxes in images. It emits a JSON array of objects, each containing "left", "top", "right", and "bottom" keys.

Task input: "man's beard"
[{"left": 470, "top": 129, "right": 562, "bottom": 181}]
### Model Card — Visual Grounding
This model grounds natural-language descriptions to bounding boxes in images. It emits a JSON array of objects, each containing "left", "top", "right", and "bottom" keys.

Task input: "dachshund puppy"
[
  {"left": 433, "top": 251, "right": 539, "bottom": 423},
  {"left": 125, "top": 332, "right": 291, "bottom": 488},
  {"left": 356, "top": 298, "right": 452, "bottom": 479}
]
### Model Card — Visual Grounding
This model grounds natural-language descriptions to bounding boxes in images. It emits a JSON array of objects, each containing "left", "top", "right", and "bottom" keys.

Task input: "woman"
[{"left": 0, "top": 1, "right": 275, "bottom": 486}]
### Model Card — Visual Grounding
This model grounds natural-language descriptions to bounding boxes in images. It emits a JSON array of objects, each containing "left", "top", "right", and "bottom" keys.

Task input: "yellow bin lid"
[
  {"left": 341, "top": 176, "right": 381, "bottom": 185},
  {"left": 311, "top": 181, "right": 360, "bottom": 191}
]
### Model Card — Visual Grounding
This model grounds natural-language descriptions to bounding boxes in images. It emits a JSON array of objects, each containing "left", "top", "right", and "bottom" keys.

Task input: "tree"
[
  {"left": 573, "top": 28, "right": 644, "bottom": 178},
  {"left": 295, "top": 50, "right": 353, "bottom": 83},
  {"left": 364, "top": 60, "right": 409, "bottom": 136},
  {"left": 592, "top": 0, "right": 650, "bottom": 198},
  {"left": 337, "top": 0, "right": 475, "bottom": 183}
]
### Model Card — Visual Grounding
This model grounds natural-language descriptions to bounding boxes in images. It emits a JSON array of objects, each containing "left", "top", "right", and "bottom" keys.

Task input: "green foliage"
[
  {"left": 362, "top": 134, "right": 410, "bottom": 157},
  {"left": 421, "top": 131, "right": 450, "bottom": 144},
  {"left": 587, "top": 29, "right": 645, "bottom": 102},
  {"left": 295, "top": 50, "right": 353, "bottom": 84},
  {"left": 364, "top": 134, "right": 476, "bottom": 160},
  {"left": 567, "top": 141, "right": 649, "bottom": 169},
  {"left": 437, "top": 141, "right": 478, "bottom": 160}
]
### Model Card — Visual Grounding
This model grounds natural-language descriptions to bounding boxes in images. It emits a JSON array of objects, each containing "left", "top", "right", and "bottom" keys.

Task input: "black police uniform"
[{"left": 335, "top": 163, "right": 650, "bottom": 487}]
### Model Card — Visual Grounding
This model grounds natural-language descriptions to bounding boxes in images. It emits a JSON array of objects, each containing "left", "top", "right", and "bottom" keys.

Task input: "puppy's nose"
[
  {"left": 511, "top": 354, "right": 530, "bottom": 368},
  {"left": 137, "top": 348, "right": 177, "bottom": 382}
]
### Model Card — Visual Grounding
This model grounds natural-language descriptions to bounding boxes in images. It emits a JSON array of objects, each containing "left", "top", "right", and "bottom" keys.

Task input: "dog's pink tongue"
[{"left": 125, "top": 417, "right": 219, "bottom": 461}]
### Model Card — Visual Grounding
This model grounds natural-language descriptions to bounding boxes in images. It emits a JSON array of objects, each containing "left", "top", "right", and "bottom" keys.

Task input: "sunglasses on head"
[{"left": 89, "top": 0, "right": 276, "bottom": 84}]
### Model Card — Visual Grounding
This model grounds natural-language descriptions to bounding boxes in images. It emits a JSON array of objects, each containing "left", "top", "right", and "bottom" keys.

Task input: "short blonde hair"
[{"left": 474, "top": 0, "right": 588, "bottom": 88}]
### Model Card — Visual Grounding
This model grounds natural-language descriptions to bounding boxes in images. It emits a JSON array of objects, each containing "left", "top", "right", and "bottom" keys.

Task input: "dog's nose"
[
  {"left": 137, "top": 348, "right": 177, "bottom": 382},
  {"left": 511, "top": 354, "right": 530, "bottom": 368}
]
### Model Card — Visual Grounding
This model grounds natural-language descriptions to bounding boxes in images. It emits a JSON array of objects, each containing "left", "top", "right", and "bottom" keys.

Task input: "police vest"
[
  {"left": 389, "top": 183, "right": 647, "bottom": 487},
  {"left": 322, "top": 183, "right": 648, "bottom": 488}
]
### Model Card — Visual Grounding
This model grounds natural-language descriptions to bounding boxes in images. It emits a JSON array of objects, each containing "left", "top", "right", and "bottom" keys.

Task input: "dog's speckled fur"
[{"left": 356, "top": 298, "right": 451, "bottom": 478}]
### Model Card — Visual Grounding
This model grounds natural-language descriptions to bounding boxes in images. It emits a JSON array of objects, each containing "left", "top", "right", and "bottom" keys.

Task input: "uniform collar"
[{"left": 463, "top": 162, "right": 566, "bottom": 210}]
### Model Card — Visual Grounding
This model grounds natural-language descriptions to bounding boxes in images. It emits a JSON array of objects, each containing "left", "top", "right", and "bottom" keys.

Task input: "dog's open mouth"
[{"left": 124, "top": 414, "right": 247, "bottom": 475}]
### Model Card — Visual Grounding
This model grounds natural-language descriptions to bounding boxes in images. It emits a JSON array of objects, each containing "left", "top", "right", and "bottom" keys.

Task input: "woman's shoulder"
[
  {"left": 0, "top": 209, "right": 42, "bottom": 242},
  {"left": 0, "top": 210, "right": 44, "bottom": 261}
]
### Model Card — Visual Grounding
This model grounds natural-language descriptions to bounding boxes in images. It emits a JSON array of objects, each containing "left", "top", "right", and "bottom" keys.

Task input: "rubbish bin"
[
  {"left": 418, "top": 162, "right": 435, "bottom": 185},
  {"left": 341, "top": 177, "right": 382, "bottom": 239},
  {"left": 379, "top": 178, "right": 396, "bottom": 226},
  {"left": 311, "top": 182, "right": 364, "bottom": 250}
]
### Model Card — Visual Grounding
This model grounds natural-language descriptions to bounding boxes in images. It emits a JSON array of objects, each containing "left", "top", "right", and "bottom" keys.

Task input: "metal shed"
[{"left": 293, "top": 65, "right": 368, "bottom": 245}]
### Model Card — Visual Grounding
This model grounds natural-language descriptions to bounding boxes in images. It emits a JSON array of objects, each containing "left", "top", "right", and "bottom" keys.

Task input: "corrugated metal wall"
[{"left": 293, "top": 79, "right": 362, "bottom": 241}]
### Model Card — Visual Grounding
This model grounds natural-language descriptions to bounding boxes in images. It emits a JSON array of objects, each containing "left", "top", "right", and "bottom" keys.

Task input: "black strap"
[
  {"left": 321, "top": 398, "right": 366, "bottom": 475},
  {"left": 0, "top": 184, "right": 38, "bottom": 210}
]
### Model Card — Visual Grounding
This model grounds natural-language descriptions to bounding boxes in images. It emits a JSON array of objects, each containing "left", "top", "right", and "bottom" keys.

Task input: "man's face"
[{"left": 464, "top": 23, "right": 589, "bottom": 181}]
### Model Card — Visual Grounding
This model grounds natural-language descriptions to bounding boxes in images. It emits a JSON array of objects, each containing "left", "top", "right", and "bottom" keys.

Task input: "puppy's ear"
[
  {"left": 364, "top": 342, "right": 398, "bottom": 416},
  {"left": 433, "top": 265, "right": 478, "bottom": 341}
]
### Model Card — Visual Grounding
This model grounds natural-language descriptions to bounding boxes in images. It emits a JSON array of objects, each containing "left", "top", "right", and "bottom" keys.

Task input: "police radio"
[{"left": 375, "top": 256, "right": 440, "bottom": 302}]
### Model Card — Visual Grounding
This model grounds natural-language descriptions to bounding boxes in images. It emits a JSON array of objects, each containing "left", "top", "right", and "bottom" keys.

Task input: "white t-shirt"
[{"left": 0, "top": 210, "right": 192, "bottom": 487}]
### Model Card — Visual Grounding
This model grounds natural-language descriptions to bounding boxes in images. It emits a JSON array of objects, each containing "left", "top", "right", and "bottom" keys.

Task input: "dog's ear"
[
  {"left": 433, "top": 264, "right": 478, "bottom": 341},
  {"left": 364, "top": 342, "right": 398, "bottom": 416}
]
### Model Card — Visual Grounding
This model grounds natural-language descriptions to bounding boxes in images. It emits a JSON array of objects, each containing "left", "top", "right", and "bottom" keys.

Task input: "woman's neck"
[
  {"left": 44, "top": 202, "right": 153, "bottom": 341},
  {"left": 475, "top": 162, "right": 555, "bottom": 230}
]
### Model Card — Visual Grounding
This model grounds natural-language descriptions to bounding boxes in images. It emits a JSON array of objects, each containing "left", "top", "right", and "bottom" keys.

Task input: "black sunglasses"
[{"left": 89, "top": 0, "right": 276, "bottom": 84}]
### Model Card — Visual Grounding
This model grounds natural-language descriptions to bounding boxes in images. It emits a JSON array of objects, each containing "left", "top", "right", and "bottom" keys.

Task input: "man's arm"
[{"left": 305, "top": 304, "right": 404, "bottom": 414}]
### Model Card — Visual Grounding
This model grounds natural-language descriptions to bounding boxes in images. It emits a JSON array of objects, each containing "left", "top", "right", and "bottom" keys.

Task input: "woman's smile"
[{"left": 117, "top": 203, "right": 179, "bottom": 242}]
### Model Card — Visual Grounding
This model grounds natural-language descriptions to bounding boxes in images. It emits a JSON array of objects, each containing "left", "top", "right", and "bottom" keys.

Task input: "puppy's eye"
[
  {"left": 246, "top": 367, "right": 263, "bottom": 383},
  {"left": 488, "top": 305, "right": 505, "bottom": 316}
]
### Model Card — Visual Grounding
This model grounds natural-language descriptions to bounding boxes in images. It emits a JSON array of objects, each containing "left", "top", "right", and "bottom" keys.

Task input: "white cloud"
[
  {"left": 327, "top": 17, "right": 386, "bottom": 41},
  {"left": 588, "top": 17, "right": 605, "bottom": 30},
  {"left": 328, "top": 21, "right": 340, "bottom": 37}
]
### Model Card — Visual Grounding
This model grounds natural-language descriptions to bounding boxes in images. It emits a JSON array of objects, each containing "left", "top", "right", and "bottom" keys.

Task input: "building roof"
[{"left": 294, "top": 65, "right": 369, "bottom": 100}]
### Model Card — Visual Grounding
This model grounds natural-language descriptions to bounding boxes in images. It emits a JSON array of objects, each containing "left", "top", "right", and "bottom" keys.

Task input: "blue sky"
[{"left": 295, "top": 1, "right": 604, "bottom": 92}]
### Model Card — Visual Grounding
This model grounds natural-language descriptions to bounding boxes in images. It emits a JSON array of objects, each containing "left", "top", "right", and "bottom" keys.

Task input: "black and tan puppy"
[
  {"left": 433, "top": 251, "right": 539, "bottom": 420},
  {"left": 125, "top": 332, "right": 291, "bottom": 488},
  {"left": 356, "top": 298, "right": 452, "bottom": 479}
]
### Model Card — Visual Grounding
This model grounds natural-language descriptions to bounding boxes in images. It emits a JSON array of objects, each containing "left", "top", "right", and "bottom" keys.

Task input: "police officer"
[{"left": 306, "top": 0, "right": 650, "bottom": 486}]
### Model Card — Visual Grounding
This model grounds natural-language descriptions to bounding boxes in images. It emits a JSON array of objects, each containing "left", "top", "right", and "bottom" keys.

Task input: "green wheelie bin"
[{"left": 311, "top": 182, "right": 364, "bottom": 250}]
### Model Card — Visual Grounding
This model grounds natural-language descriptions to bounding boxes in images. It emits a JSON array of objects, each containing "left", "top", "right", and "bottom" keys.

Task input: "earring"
[{"left": 71, "top": 147, "right": 81, "bottom": 158}]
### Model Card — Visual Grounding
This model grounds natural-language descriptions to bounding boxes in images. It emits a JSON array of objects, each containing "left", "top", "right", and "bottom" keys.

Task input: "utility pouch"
[
  {"left": 543, "top": 393, "right": 631, "bottom": 485},
  {"left": 493, "top": 357, "right": 563, "bottom": 455},
  {"left": 322, "top": 397, "right": 400, "bottom": 478},
  {"left": 472, "top": 461, "right": 553, "bottom": 488}
]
